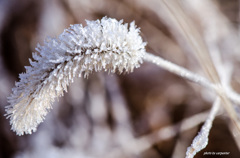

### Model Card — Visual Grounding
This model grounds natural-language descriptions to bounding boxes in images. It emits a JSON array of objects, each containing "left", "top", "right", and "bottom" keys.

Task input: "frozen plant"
[
  {"left": 5, "top": 17, "right": 146, "bottom": 136},
  {"left": 186, "top": 97, "right": 220, "bottom": 158},
  {"left": 5, "top": 16, "right": 240, "bottom": 157}
]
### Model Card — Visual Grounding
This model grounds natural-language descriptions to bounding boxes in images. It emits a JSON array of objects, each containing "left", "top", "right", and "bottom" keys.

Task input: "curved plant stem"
[{"left": 143, "top": 52, "right": 240, "bottom": 104}]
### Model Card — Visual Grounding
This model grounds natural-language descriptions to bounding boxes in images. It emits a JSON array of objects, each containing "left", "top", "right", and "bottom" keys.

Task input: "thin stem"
[
  {"left": 186, "top": 97, "right": 220, "bottom": 158},
  {"left": 143, "top": 52, "right": 240, "bottom": 104}
]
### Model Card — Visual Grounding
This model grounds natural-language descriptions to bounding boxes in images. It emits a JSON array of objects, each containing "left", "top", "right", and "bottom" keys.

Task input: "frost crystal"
[
  {"left": 5, "top": 17, "right": 146, "bottom": 135},
  {"left": 186, "top": 97, "right": 220, "bottom": 158}
]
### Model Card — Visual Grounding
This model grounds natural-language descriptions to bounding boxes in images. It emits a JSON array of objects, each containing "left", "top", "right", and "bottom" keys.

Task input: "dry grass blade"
[{"left": 161, "top": 0, "right": 240, "bottom": 133}]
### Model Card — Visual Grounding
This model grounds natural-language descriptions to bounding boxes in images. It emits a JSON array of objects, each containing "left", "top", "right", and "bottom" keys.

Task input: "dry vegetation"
[{"left": 0, "top": 0, "right": 240, "bottom": 158}]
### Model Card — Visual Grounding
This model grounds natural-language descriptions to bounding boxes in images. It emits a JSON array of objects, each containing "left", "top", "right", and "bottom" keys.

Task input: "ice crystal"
[{"left": 5, "top": 17, "right": 146, "bottom": 135}]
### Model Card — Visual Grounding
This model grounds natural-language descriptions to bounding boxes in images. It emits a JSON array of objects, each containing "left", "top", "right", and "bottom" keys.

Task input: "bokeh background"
[{"left": 0, "top": 0, "right": 240, "bottom": 158}]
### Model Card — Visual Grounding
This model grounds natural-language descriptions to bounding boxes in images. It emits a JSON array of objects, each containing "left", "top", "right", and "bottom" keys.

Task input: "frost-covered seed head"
[{"left": 5, "top": 17, "right": 146, "bottom": 135}]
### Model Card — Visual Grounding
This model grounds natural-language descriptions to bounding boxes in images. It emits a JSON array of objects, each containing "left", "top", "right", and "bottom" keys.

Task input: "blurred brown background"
[{"left": 0, "top": 0, "right": 240, "bottom": 158}]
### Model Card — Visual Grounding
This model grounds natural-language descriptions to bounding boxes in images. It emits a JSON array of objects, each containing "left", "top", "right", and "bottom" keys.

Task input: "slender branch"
[
  {"left": 143, "top": 52, "right": 240, "bottom": 104},
  {"left": 186, "top": 97, "right": 220, "bottom": 158}
]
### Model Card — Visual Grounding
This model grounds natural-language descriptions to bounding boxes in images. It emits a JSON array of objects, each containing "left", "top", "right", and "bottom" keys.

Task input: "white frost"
[
  {"left": 5, "top": 17, "right": 146, "bottom": 135},
  {"left": 186, "top": 97, "right": 220, "bottom": 158}
]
